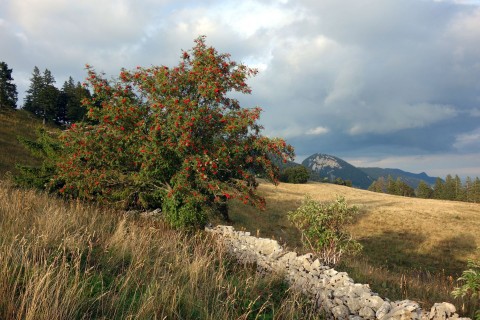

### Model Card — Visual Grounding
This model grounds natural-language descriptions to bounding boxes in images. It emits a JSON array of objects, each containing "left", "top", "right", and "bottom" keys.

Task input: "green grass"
[{"left": 0, "top": 109, "right": 50, "bottom": 178}]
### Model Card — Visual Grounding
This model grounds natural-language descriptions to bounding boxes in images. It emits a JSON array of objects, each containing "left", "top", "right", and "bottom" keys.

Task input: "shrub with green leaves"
[
  {"left": 54, "top": 36, "right": 294, "bottom": 228},
  {"left": 14, "top": 127, "right": 62, "bottom": 190},
  {"left": 288, "top": 195, "right": 362, "bottom": 266},
  {"left": 280, "top": 165, "right": 309, "bottom": 184},
  {"left": 452, "top": 259, "right": 480, "bottom": 320}
]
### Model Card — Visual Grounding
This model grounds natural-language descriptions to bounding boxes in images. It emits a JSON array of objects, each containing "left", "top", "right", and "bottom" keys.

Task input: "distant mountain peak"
[
  {"left": 302, "top": 153, "right": 373, "bottom": 189},
  {"left": 306, "top": 153, "right": 343, "bottom": 172}
]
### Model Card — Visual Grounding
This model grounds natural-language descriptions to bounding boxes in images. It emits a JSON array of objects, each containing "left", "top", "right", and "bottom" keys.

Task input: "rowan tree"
[{"left": 54, "top": 36, "right": 294, "bottom": 227}]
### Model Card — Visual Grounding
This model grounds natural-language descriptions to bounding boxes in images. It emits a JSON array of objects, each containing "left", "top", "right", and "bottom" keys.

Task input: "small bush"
[
  {"left": 452, "top": 259, "right": 480, "bottom": 319},
  {"left": 288, "top": 195, "right": 362, "bottom": 266}
]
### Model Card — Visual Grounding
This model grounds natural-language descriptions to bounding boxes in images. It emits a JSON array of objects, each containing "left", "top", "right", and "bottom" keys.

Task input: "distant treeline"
[
  {"left": 0, "top": 61, "right": 89, "bottom": 126},
  {"left": 368, "top": 175, "right": 480, "bottom": 203}
]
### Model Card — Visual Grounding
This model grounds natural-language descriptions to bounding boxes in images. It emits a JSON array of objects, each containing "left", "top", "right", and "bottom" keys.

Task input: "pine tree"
[
  {"left": 0, "top": 61, "right": 18, "bottom": 109},
  {"left": 433, "top": 177, "right": 445, "bottom": 199},
  {"left": 395, "top": 177, "right": 415, "bottom": 197},
  {"left": 454, "top": 175, "right": 465, "bottom": 201},
  {"left": 56, "top": 77, "right": 90, "bottom": 125},
  {"left": 386, "top": 175, "right": 397, "bottom": 195},
  {"left": 416, "top": 180, "right": 433, "bottom": 198},
  {"left": 473, "top": 177, "right": 480, "bottom": 203},
  {"left": 368, "top": 177, "right": 385, "bottom": 193},
  {"left": 23, "top": 66, "right": 43, "bottom": 115},
  {"left": 23, "top": 67, "right": 60, "bottom": 124},
  {"left": 443, "top": 174, "right": 456, "bottom": 200},
  {"left": 464, "top": 176, "right": 473, "bottom": 202}
]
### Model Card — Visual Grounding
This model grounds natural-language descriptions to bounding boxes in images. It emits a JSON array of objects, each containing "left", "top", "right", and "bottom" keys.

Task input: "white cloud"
[
  {"left": 454, "top": 127, "right": 480, "bottom": 150},
  {"left": 470, "top": 108, "right": 480, "bottom": 116},
  {"left": 306, "top": 126, "right": 330, "bottom": 135},
  {"left": 216, "top": 0, "right": 303, "bottom": 39}
]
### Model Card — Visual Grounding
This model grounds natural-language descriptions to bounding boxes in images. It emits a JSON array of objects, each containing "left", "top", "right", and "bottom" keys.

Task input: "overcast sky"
[{"left": 1, "top": 0, "right": 479, "bottom": 178}]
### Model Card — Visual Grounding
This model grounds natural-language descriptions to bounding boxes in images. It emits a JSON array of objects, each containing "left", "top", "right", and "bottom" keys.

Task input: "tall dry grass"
[{"left": 0, "top": 180, "right": 320, "bottom": 319}]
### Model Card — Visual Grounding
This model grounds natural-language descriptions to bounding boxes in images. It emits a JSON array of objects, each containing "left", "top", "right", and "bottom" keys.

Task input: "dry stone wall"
[{"left": 205, "top": 225, "right": 470, "bottom": 320}]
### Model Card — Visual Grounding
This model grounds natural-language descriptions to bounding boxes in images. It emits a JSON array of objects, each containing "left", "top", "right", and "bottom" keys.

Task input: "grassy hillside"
[
  {"left": 0, "top": 180, "right": 318, "bottom": 319},
  {"left": 229, "top": 181, "right": 480, "bottom": 316},
  {"left": 0, "top": 109, "right": 49, "bottom": 178},
  {"left": 1, "top": 109, "right": 478, "bottom": 317}
]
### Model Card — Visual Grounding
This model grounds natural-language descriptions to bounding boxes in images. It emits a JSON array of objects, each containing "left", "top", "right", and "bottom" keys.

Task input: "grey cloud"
[{"left": 0, "top": 0, "right": 479, "bottom": 177}]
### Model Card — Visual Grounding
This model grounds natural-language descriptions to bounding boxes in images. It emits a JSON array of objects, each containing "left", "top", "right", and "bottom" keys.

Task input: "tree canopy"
[{"left": 54, "top": 36, "right": 294, "bottom": 227}]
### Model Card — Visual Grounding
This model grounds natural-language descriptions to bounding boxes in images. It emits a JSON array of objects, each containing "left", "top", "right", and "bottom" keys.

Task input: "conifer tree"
[
  {"left": 416, "top": 180, "right": 433, "bottom": 198},
  {"left": 454, "top": 175, "right": 465, "bottom": 201},
  {"left": 386, "top": 175, "right": 397, "bottom": 195},
  {"left": 395, "top": 177, "right": 415, "bottom": 197},
  {"left": 23, "top": 67, "right": 60, "bottom": 124},
  {"left": 464, "top": 176, "right": 473, "bottom": 202},
  {"left": 443, "top": 174, "right": 456, "bottom": 200},
  {"left": 57, "top": 77, "right": 89, "bottom": 125},
  {"left": 473, "top": 177, "right": 480, "bottom": 203},
  {"left": 0, "top": 61, "right": 18, "bottom": 109},
  {"left": 433, "top": 177, "right": 445, "bottom": 199},
  {"left": 368, "top": 176, "right": 386, "bottom": 193},
  {"left": 23, "top": 67, "right": 43, "bottom": 115}
]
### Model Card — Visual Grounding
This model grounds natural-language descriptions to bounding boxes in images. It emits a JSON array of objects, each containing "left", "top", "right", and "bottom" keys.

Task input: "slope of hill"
[
  {"left": 302, "top": 153, "right": 373, "bottom": 188},
  {"left": 0, "top": 109, "right": 48, "bottom": 178},
  {"left": 359, "top": 167, "right": 439, "bottom": 188},
  {"left": 0, "top": 180, "right": 318, "bottom": 319},
  {"left": 228, "top": 181, "right": 480, "bottom": 316},
  {"left": 230, "top": 181, "right": 480, "bottom": 274}
]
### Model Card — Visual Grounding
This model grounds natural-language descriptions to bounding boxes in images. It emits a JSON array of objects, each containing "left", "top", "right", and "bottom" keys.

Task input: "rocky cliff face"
[
  {"left": 302, "top": 153, "right": 373, "bottom": 189},
  {"left": 206, "top": 225, "right": 469, "bottom": 320}
]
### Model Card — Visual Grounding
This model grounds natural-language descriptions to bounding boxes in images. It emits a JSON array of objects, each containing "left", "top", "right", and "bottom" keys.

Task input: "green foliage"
[
  {"left": 333, "top": 177, "right": 352, "bottom": 187},
  {"left": 54, "top": 37, "right": 294, "bottom": 228},
  {"left": 14, "top": 128, "right": 62, "bottom": 190},
  {"left": 288, "top": 195, "right": 362, "bottom": 266},
  {"left": 23, "top": 67, "right": 87, "bottom": 126},
  {"left": 368, "top": 176, "right": 385, "bottom": 193},
  {"left": 280, "top": 165, "right": 309, "bottom": 184},
  {"left": 416, "top": 180, "right": 433, "bottom": 198},
  {"left": 395, "top": 177, "right": 415, "bottom": 197},
  {"left": 433, "top": 177, "right": 445, "bottom": 199},
  {"left": 452, "top": 260, "right": 480, "bottom": 320},
  {"left": 369, "top": 176, "right": 414, "bottom": 197},
  {"left": 23, "top": 67, "right": 61, "bottom": 124},
  {"left": 57, "top": 76, "right": 90, "bottom": 125},
  {"left": 0, "top": 61, "right": 18, "bottom": 109}
]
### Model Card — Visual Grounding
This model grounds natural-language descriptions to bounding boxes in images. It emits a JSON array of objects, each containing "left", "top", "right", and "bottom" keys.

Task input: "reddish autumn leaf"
[{"left": 54, "top": 36, "right": 294, "bottom": 228}]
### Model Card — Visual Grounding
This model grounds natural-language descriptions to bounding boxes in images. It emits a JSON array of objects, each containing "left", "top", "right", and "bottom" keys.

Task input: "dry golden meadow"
[
  {"left": 0, "top": 179, "right": 319, "bottom": 319},
  {"left": 229, "top": 181, "right": 480, "bottom": 316}
]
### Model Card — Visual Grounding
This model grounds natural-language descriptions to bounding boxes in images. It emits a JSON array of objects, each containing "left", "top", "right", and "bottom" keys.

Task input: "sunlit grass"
[
  {"left": 0, "top": 109, "right": 47, "bottom": 178},
  {"left": 0, "top": 180, "right": 319, "bottom": 319},
  {"left": 229, "top": 181, "right": 480, "bottom": 317}
]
